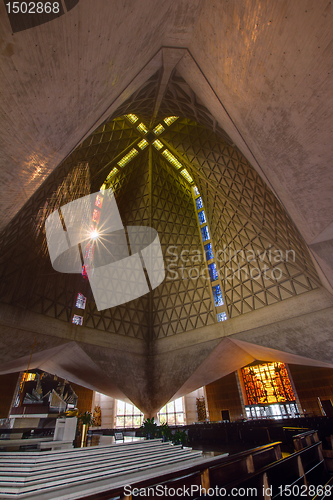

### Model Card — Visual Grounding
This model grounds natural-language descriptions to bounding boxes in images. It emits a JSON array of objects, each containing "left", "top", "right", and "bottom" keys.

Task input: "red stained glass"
[
  {"left": 92, "top": 208, "right": 101, "bottom": 223},
  {"left": 82, "top": 265, "right": 89, "bottom": 281},
  {"left": 95, "top": 195, "right": 103, "bottom": 209}
]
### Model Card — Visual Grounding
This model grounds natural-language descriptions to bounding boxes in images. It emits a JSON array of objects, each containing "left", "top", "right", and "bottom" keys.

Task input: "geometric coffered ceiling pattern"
[
  {"left": 0, "top": 106, "right": 320, "bottom": 341},
  {"left": 107, "top": 147, "right": 216, "bottom": 339},
  {"left": 164, "top": 119, "right": 320, "bottom": 318},
  {"left": 0, "top": 21, "right": 331, "bottom": 415}
]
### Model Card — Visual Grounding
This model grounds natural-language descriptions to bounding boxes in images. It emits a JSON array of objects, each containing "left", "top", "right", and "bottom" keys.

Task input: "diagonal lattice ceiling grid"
[
  {"left": 150, "top": 150, "right": 215, "bottom": 338},
  {"left": 164, "top": 119, "right": 319, "bottom": 279},
  {"left": 0, "top": 60, "right": 322, "bottom": 337}
]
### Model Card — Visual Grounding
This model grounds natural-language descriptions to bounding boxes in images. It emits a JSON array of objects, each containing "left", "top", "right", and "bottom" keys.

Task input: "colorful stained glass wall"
[{"left": 241, "top": 362, "right": 295, "bottom": 405}]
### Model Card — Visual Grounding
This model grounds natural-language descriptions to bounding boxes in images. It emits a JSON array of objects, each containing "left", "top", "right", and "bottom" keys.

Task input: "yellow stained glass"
[
  {"left": 106, "top": 167, "right": 118, "bottom": 180},
  {"left": 125, "top": 114, "right": 139, "bottom": 124},
  {"left": 137, "top": 123, "right": 148, "bottom": 134},
  {"left": 153, "top": 139, "right": 163, "bottom": 150},
  {"left": 162, "top": 149, "right": 182, "bottom": 169},
  {"left": 241, "top": 362, "right": 295, "bottom": 406},
  {"left": 164, "top": 116, "right": 179, "bottom": 126},
  {"left": 22, "top": 372, "right": 36, "bottom": 382},
  {"left": 153, "top": 124, "right": 165, "bottom": 135},
  {"left": 180, "top": 169, "right": 193, "bottom": 183},
  {"left": 117, "top": 148, "right": 139, "bottom": 167},
  {"left": 138, "top": 139, "right": 148, "bottom": 150}
]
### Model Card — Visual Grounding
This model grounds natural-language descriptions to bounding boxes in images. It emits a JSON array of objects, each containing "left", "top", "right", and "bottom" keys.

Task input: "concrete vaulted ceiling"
[{"left": 0, "top": 1, "right": 333, "bottom": 415}]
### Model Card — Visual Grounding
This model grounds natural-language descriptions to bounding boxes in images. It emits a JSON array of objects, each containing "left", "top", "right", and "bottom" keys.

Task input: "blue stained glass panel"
[
  {"left": 72, "top": 314, "right": 83, "bottom": 325},
  {"left": 198, "top": 210, "right": 207, "bottom": 224},
  {"left": 76, "top": 293, "right": 86, "bottom": 310},
  {"left": 193, "top": 186, "right": 200, "bottom": 196},
  {"left": 195, "top": 197, "right": 203, "bottom": 210},
  {"left": 208, "top": 263, "right": 218, "bottom": 282},
  {"left": 217, "top": 312, "right": 227, "bottom": 322},
  {"left": 212, "top": 285, "right": 224, "bottom": 307},
  {"left": 201, "top": 225, "right": 210, "bottom": 242},
  {"left": 204, "top": 243, "right": 214, "bottom": 261}
]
